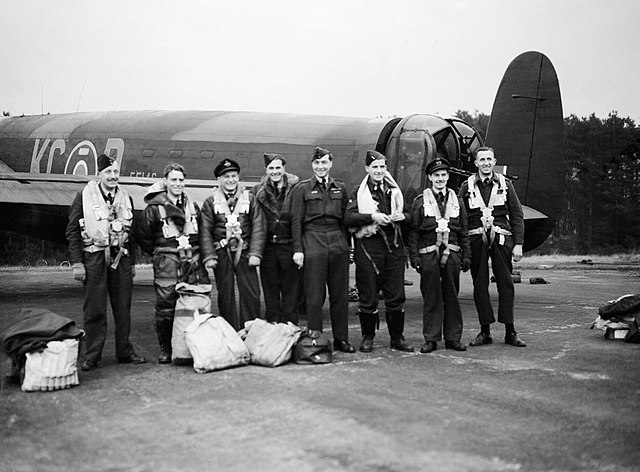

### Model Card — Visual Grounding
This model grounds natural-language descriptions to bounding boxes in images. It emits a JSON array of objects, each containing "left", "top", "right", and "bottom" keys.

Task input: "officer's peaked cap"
[
  {"left": 425, "top": 157, "right": 451, "bottom": 175},
  {"left": 214, "top": 158, "right": 241, "bottom": 177}
]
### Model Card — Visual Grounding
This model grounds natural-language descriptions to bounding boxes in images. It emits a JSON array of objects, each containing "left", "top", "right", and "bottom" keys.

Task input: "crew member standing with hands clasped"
[{"left": 458, "top": 146, "right": 526, "bottom": 347}]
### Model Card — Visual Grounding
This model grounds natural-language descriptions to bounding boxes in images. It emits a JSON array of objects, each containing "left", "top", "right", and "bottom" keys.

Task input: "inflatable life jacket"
[
  {"left": 80, "top": 181, "right": 133, "bottom": 267},
  {"left": 420, "top": 187, "right": 460, "bottom": 267},
  {"left": 212, "top": 187, "right": 251, "bottom": 265},
  {"left": 466, "top": 174, "right": 512, "bottom": 246},
  {"left": 157, "top": 197, "right": 198, "bottom": 242}
]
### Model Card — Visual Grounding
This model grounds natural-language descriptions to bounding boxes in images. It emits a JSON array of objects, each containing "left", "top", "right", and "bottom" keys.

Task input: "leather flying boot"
[
  {"left": 358, "top": 312, "right": 377, "bottom": 353},
  {"left": 157, "top": 319, "right": 173, "bottom": 364}
]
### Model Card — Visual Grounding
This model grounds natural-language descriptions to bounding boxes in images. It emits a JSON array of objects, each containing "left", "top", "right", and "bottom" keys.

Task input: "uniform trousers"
[
  {"left": 302, "top": 229, "right": 349, "bottom": 341},
  {"left": 260, "top": 242, "right": 300, "bottom": 324},
  {"left": 82, "top": 251, "right": 134, "bottom": 363},
  {"left": 354, "top": 236, "right": 405, "bottom": 315},
  {"left": 469, "top": 235, "right": 515, "bottom": 325},
  {"left": 419, "top": 250, "right": 463, "bottom": 342},
  {"left": 213, "top": 249, "right": 261, "bottom": 331}
]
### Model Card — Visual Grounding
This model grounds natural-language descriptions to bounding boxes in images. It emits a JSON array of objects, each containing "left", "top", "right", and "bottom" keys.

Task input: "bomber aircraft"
[{"left": 0, "top": 51, "right": 562, "bottom": 252}]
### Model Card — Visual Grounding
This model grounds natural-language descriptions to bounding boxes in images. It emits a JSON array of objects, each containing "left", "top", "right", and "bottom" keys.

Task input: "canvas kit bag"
[
  {"left": 241, "top": 318, "right": 303, "bottom": 367},
  {"left": 184, "top": 311, "right": 250, "bottom": 373},
  {"left": 171, "top": 283, "right": 212, "bottom": 365}
]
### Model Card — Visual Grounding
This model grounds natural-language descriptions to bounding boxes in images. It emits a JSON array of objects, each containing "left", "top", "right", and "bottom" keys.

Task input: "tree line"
[
  {"left": 1, "top": 111, "right": 638, "bottom": 265},
  {"left": 457, "top": 110, "right": 640, "bottom": 254}
]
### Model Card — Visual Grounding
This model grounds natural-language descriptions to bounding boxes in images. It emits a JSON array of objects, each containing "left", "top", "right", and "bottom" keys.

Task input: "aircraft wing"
[{"left": 0, "top": 172, "right": 229, "bottom": 243}]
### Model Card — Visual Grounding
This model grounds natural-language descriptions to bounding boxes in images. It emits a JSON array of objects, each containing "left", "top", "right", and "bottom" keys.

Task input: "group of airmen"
[{"left": 66, "top": 145, "right": 526, "bottom": 372}]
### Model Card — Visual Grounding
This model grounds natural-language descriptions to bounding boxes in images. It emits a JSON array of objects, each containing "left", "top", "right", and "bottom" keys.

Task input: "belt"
[
  {"left": 419, "top": 243, "right": 460, "bottom": 268},
  {"left": 469, "top": 226, "right": 512, "bottom": 246},
  {"left": 269, "top": 235, "right": 292, "bottom": 244},
  {"left": 155, "top": 245, "right": 200, "bottom": 255},
  {"left": 419, "top": 244, "right": 460, "bottom": 254},
  {"left": 83, "top": 244, "right": 108, "bottom": 253}
]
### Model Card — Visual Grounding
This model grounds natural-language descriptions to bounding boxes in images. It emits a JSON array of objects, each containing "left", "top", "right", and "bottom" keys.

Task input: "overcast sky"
[{"left": 1, "top": 0, "right": 638, "bottom": 122}]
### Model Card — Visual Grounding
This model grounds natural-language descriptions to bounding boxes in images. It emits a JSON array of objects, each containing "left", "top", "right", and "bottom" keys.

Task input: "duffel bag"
[
  {"left": 185, "top": 311, "right": 250, "bottom": 373},
  {"left": 242, "top": 319, "right": 302, "bottom": 367},
  {"left": 172, "top": 283, "right": 212, "bottom": 365}
]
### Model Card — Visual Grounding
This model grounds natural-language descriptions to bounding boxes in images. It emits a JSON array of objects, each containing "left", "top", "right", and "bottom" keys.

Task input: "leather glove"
[
  {"left": 205, "top": 259, "right": 217, "bottom": 270},
  {"left": 411, "top": 259, "right": 422, "bottom": 273},
  {"left": 248, "top": 255, "right": 261, "bottom": 267},
  {"left": 461, "top": 258, "right": 471, "bottom": 272},
  {"left": 72, "top": 263, "right": 86, "bottom": 283}
]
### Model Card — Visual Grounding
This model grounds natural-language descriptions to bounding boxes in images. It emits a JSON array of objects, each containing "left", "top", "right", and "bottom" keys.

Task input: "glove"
[
  {"left": 248, "top": 255, "right": 261, "bottom": 267},
  {"left": 293, "top": 252, "right": 304, "bottom": 269},
  {"left": 205, "top": 259, "right": 217, "bottom": 270},
  {"left": 461, "top": 258, "right": 471, "bottom": 272},
  {"left": 72, "top": 263, "right": 86, "bottom": 283},
  {"left": 411, "top": 259, "right": 422, "bottom": 273}
]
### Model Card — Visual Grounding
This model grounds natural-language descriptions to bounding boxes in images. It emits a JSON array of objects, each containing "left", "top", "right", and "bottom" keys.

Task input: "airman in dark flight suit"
[
  {"left": 458, "top": 147, "right": 526, "bottom": 347},
  {"left": 344, "top": 150, "right": 413, "bottom": 353},
  {"left": 408, "top": 157, "right": 470, "bottom": 353}
]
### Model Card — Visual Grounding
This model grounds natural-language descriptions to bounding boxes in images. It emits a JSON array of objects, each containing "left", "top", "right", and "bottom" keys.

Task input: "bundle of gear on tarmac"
[
  {"left": 0, "top": 308, "right": 84, "bottom": 391},
  {"left": 591, "top": 293, "right": 640, "bottom": 343}
]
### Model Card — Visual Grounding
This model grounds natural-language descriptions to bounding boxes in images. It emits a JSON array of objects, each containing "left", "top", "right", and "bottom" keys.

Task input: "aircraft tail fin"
[{"left": 486, "top": 51, "right": 563, "bottom": 251}]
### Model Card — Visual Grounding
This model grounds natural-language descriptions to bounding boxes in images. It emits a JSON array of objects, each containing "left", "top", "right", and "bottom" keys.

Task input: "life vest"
[
  {"left": 80, "top": 180, "right": 133, "bottom": 253},
  {"left": 350, "top": 173, "right": 404, "bottom": 275},
  {"left": 419, "top": 188, "right": 460, "bottom": 267},
  {"left": 351, "top": 173, "right": 403, "bottom": 239},
  {"left": 212, "top": 187, "right": 251, "bottom": 265},
  {"left": 157, "top": 196, "right": 198, "bottom": 245},
  {"left": 466, "top": 174, "right": 512, "bottom": 246}
]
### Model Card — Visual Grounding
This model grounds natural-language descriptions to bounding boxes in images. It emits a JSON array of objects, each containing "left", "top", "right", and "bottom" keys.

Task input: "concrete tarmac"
[{"left": 1, "top": 264, "right": 639, "bottom": 472}]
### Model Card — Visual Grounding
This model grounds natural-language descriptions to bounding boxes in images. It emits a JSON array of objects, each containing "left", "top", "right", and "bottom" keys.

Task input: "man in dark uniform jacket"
[
  {"left": 408, "top": 156, "right": 471, "bottom": 353},
  {"left": 252, "top": 153, "right": 300, "bottom": 324},
  {"left": 66, "top": 154, "right": 146, "bottom": 371},
  {"left": 458, "top": 146, "right": 526, "bottom": 347},
  {"left": 344, "top": 150, "right": 413, "bottom": 353},
  {"left": 290, "top": 147, "right": 355, "bottom": 353},
  {"left": 137, "top": 163, "right": 209, "bottom": 363},
  {"left": 200, "top": 158, "right": 265, "bottom": 331}
]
